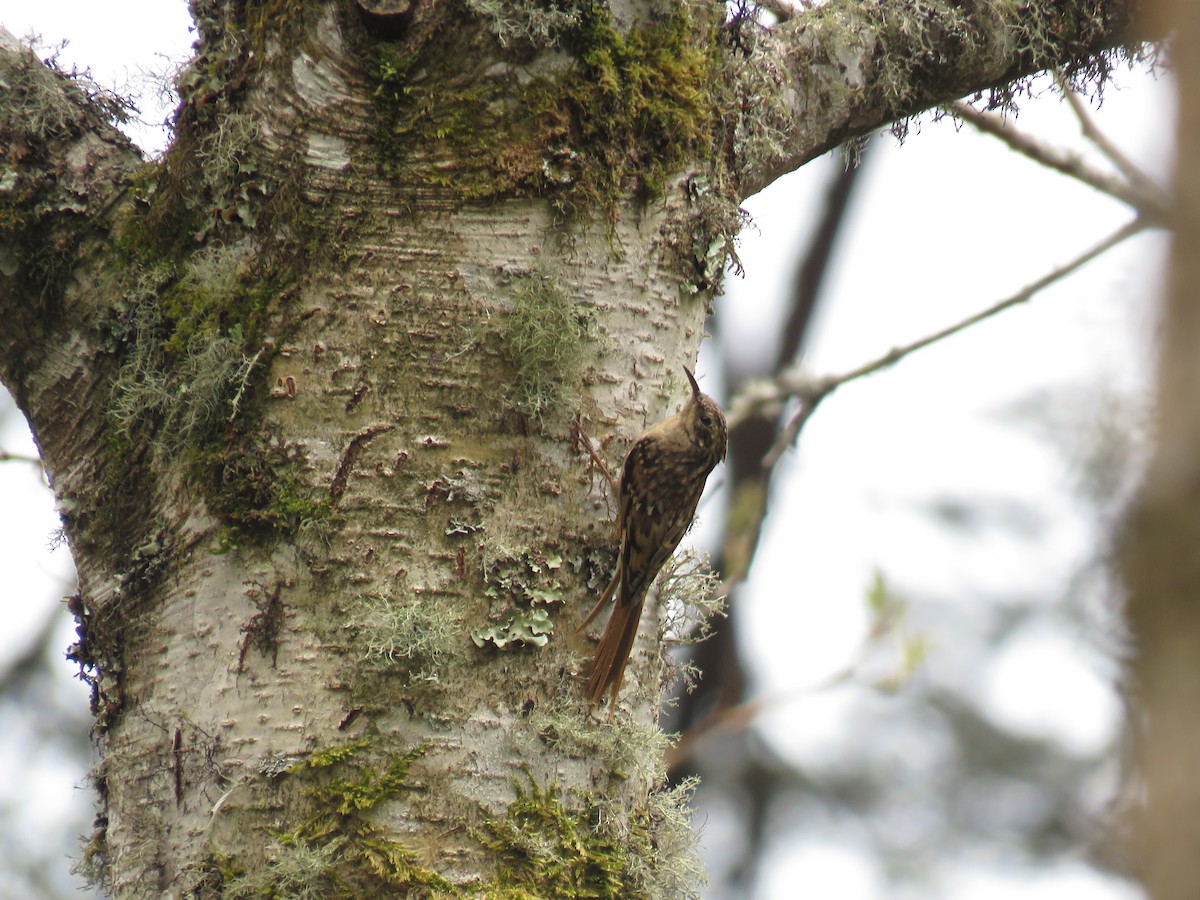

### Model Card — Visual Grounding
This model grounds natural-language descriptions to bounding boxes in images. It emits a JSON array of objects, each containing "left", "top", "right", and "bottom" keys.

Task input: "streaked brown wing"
[{"left": 616, "top": 438, "right": 706, "bottom": 608}]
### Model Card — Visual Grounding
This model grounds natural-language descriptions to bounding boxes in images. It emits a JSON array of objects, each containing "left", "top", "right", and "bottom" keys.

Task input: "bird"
[{"left": 579, "top": 366, "right": 727, "bottom": 714}]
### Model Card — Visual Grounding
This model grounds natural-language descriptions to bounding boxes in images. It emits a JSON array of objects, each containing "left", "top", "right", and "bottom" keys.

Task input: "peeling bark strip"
[
  {"left": 330, "top": 423, "right": 395, "bottom": 503},
  {"left": 0, "top": 0, "right": 1146, "bottom": 894},
  {"left": 173, "top": 727, "right": 185, "bottom": 807}
]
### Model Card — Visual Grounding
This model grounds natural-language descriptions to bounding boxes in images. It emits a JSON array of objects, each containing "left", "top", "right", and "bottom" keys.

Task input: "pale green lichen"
[
  {"left": 464, "top": 0, "right": 586, "bottom": 49},
  {"left": 0, "top": 38, "right": 132, "bottom": 142},
  {"left": 657, "top": 549, "right": 724, "bottom": 643},
  {"left": 484, "top": 552, "right": 568, "bottom": 607},
  {"left": 474, "top": 549, "right": 572, "bottom": 651},
  {"left": 499, "top": 269, "right": 592, "bottom": 421},
  {"left": 222, "top": 839, "right": 339, "bottom": 900},
  {"left": 346, "top": 588, "right": 463, "bottom": 681},
  {"left": 621, "top": 778, "right": 706, "bottom": 899},
  {"left": 109, "top": 315, "right": 257, "bottom": 451},
  {"left": 531, "top": 706, "right": 672, "bottom": 786}
]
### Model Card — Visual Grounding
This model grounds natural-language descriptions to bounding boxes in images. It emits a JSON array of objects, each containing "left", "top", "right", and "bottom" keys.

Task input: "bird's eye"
[{"left": 700, "top": 415, "right": 712, "bottom": 426}]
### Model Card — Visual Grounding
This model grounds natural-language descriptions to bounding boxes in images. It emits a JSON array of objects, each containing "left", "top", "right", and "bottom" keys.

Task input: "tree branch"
[
  {"left": 951, "top": 100, "right": 1170, "bottom": 220},
  {"left": 734, "top": 0, "right": 1145, "bottom": 198},
  {"left": 0, "top": 28, "right": 148, "bottom": 568},
  {"left": 1058, "top": 72, "right": 1165, "bottom": 199},
  {"left": 0, "top": 448, "right": 43, "bottom": 465},
  {"left": 0, "top": 28, "right": 143, "bottom": 332},
  {"left": 727, "top": 216, "right": 1149, "bottom": 466}
]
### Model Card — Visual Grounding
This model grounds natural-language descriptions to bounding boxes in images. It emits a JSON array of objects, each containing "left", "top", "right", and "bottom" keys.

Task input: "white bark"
[{"left": 86, "top": 8, "right": 714, "bottom": 892}]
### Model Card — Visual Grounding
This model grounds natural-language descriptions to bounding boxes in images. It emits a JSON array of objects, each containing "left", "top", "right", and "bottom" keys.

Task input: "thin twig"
[
  {"left": 951, "top": 101, "right": 1167, "bottom": 219},
  {"left": 570, "top": 415, "right": 619, "bottom": 494},
  {"left": 227, "top": 347, "right": 264, "bottom": 422},
  {"left": 0, "top": 449, "right": 41, "bottom": 465},
  {"left": 759, "top": 217, "right": 1147, "bottom": 468},
  {"left": 667, "top": 667, "right": 857, "bottom": 772},
  {"left": 1056, "top": 73, "right": 1167, "bottom": 205}
]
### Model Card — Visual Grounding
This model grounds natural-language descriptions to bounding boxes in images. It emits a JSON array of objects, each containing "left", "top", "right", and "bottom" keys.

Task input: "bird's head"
[{"left": 683, "top": 366, "right": 728, "bottom": 465}]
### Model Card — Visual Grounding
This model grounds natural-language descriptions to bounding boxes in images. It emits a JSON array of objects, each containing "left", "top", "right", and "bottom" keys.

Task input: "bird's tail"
[{"left": 585, "top": 597, "right": 643, "bottom": 713}]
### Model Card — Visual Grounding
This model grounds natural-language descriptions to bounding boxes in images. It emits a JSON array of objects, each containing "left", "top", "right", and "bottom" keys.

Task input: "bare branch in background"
[
  {"left": 0, "top": 449, "right": 42, "bottom": 465},
  {"left": 746, "top": 217, "right": 1148, "bottom": 468},
  {"left": 950, "top": 101, "right": 1170, "bottom": 219},
  {"left": 1120, "top": 1, "right": 1200, "bottom": 894},
  {"left": 1057, "top": 73, "right": 1168, "bottom": 203}
]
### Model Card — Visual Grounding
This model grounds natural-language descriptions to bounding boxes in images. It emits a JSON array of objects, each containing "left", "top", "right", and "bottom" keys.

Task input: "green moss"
[
  {"left": 157, "top": 244, "right": 274, "bottom": 355},
  {"left": 370, "top": 1, "right": 722, "bottom": 209},
  {"left": 86, "top": 1, "right": 379, "bottom": 549},
  {"left": 298, "top": 741, "right": 428, "bottom": 815},
  {"left": 477, "top": 777, "right": 702, "bottom": 898},
  {"left": 240, "top": 0, "right": 315, "bottom": 61},
  {"left": 208, "top": 745, "right": 701, "bottom": 897},
  {"left": 100, "top": 175, "right": 360, "bottom": 545},
  {"left": 480, "top": 781, "right": 626, "bottom": 896},
  {"left": 197, "top": 431, "right": 334, "bottom": 540},
  {"left": 122, "top": 295, "right": 327, "bottom": 549},
  {"left": 220, "top": 740, "right": 456, "bottom": 898},
  {"left": 304, "top": 737, "right": 376, "bottom": 770},
  {"left": 372, "top": 40, "right": 538, "bottom": 199},
  {"left": 561, "top": 3, "right": 722, "bottom": 202}
]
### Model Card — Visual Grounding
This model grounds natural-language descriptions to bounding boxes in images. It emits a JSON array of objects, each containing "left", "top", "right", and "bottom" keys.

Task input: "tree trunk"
[
  {"left": 0, "top": 0, "right": 1145, "bottom": 895},
  {"left": 1119, "top": 1, "right": 1200, "bottom": 897}
]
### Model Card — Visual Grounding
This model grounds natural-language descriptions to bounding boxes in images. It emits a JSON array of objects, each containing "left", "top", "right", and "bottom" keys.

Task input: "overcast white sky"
[{"left": 713, "top": 65, "right": 1166, "bottom": 898}]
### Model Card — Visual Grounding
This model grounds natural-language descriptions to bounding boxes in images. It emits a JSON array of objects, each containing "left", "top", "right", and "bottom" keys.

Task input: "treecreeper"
[{"left": 580, "top": 366, "right": 728, "bottom": 714}]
